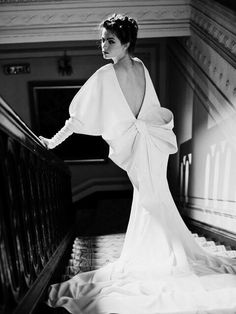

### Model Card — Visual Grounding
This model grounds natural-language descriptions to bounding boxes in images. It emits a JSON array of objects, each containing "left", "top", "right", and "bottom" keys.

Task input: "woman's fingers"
[{"left": 39, "top": 136, "right": 50, "bottom": 148}]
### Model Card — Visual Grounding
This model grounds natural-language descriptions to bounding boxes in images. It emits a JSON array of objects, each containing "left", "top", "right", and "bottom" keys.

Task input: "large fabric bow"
[{"left": 107, "top": 107, "right": 177, "bottom": 173}]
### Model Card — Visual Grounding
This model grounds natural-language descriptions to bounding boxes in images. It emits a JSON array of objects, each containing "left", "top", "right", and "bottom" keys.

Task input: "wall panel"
[{"left": 166, "top": 1, "right": 236, "bottom": 241}]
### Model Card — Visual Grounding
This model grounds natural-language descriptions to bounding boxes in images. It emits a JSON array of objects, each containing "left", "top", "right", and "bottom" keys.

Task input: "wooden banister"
[{"left": 0, "top": 96, "right": 73, "bottom": 313}]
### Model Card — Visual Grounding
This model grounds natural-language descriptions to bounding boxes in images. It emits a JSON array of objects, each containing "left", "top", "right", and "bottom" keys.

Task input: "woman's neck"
[{"left": 112, "top": 53, "right": 133, "bottom": 69}]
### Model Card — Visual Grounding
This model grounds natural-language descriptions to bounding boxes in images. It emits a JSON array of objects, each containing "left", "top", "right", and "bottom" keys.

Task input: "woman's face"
[{"left": 101, "top": 28, "right": 128, "bottom": 60}]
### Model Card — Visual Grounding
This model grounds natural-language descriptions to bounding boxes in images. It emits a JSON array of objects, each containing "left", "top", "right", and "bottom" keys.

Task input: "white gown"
[{"left": 47, "top": 58, "right": 236, "bottom": 314}]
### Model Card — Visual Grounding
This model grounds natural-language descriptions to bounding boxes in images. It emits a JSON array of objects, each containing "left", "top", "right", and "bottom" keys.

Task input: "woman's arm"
[
  {"left": 39, "top": 67, "right": 108, "bottom": 149},
  {"left": 39, "top": 118, "right": 76, "bottom": 149}
]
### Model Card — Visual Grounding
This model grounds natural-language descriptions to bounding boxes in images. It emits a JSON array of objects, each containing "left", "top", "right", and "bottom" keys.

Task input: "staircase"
[
  {"left": 61, "top": 231, "right": 236, "bottom": 281},
  {"left": 192, "top": 233, "right": 236, "bottom": 258},
  {"left": 64, "top": 233, "right": 125, "bottom": 280}
]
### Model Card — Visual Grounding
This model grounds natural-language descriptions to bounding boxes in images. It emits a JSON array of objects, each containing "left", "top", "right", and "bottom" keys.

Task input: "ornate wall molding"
[
  {"left": 0, "top": 0, "right": 235, "bottom": 45},
  {"left": 0, "top": 0, "right": 191, "bottom": 44},
  {"left": 191, "top": 10, "right": 236, "bottom": 56},
  {"left": 169, "top": 39, "right": 235, "bottom": 133},
  {"left": 182, "top": 34, "right": 236, "bottom": 108},
  {"left": 190, "top": 0, "right": 236, "bottom": 60}
]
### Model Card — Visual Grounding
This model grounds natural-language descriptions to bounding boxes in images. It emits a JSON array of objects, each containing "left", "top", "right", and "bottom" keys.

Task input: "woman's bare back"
[{"left": 113, "top": 59, "right": 146, "bottom": 118}]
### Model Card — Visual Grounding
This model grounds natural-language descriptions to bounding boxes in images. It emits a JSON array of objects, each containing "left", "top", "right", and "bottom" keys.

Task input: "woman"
[{"left": 40, "top": 14, "right": 236, "bottom": 314}]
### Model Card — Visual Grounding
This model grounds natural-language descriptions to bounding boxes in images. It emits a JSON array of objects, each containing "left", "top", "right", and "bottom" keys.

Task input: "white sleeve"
[
  {"left": 47, "top": 118, "right": 76, "bottom": 149},
  {"left": 48, "top": 65, "right": 111, "bottom": 148},
  {"left": 47, "top": 68, "right": 104, "bottom": 148},
  {"left": 68, "top": 68, "right": 106, "bottom": 136}
]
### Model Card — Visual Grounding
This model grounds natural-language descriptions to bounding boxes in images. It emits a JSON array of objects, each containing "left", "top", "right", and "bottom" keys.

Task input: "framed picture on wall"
[{"left": 29, "top": 80, "right": 109, "bottom": 163}]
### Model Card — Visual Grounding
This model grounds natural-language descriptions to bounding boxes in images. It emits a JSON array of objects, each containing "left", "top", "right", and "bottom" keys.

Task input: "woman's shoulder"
[
  {"left": 131, "top": 57, "right": 147, "bottom": 78},
  {"left": 95, "top": 63, "right": 113, "bottom": 77},
  {"left": 84, "top": 63, "right": 113, "bottom": 87},
  {"left": 132, "top": 57, "right": 144, "bottom": 66},
  {"left": 132, "top": 57, "right": 147, "bottom": 73}
]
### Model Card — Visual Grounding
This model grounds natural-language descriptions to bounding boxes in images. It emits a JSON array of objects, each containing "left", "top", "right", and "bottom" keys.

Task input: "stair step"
[{"left": 63, "top": 232, "right": 236, "bottom": 279}]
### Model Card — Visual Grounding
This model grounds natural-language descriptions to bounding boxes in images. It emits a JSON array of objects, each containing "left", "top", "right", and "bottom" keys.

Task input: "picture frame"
[{"left": 29, "top": 80, "right": 108, "bottom": 163}]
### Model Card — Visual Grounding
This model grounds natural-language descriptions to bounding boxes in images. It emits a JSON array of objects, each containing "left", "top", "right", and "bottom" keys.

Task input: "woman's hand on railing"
[
  {"left": 39, "top": 136, "right": 51, "bottom": 149},
  {"left": 39, "top": 123, "right": 74, "bottom": 149}
]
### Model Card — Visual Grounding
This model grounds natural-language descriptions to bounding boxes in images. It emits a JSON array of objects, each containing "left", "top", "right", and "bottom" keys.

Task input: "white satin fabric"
[{"left": 47, "top": 59, "right": 236, "bottom": 313}]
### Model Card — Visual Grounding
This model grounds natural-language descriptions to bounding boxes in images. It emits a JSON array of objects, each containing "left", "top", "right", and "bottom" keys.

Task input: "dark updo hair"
[{"left": 100, "top": 14, "right": 138, "bottom": 55}]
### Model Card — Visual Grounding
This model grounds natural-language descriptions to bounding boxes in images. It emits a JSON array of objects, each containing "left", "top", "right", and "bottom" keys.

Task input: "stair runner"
[{"left": 63, "top": 233, "right": 236, "bottom": 281}]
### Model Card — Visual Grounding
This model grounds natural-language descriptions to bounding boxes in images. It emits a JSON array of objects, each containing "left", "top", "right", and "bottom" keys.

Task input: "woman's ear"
[{"left": 123, "top": 42, "right": 130, "bottom": 51}]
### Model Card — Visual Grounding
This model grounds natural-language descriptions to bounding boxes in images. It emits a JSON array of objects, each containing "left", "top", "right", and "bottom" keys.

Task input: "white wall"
[{"left": 166, "top": 1, "right": 236, "bottom": 237}]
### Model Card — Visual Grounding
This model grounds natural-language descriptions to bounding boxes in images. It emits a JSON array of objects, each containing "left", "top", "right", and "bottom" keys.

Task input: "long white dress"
[{"left": 47, "top": 58, "right": 236, "bottom": 314}]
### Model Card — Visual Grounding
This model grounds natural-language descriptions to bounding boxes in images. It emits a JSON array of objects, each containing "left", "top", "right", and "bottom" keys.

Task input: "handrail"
[
  {"left": 0, "top": 95, "right": 69, "bottom": 170},
  {"left": 0, "top": 95, "right": 73, "bottom": 313}
]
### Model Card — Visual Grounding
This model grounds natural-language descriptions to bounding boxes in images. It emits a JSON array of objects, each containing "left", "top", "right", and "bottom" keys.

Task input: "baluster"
[
  {"left": 0, "top": 133, "right": 17, "bottom": 312},
  {"left": 40, "top": 161, "right": 52, "bottom": 259},
  {"left": 29, "top": 153, "right": 45, "bottom": 271},
  {"left": 0, "top": 96, "right": 72, "bottom": 313},
  {"left": 19, "top": 146, "right": 37, "bottom": 284},
  {"left": 2, "top": 136, "right": 28, "bottom": 305},
  {"left": 46, "top": 166, "right": 58, "bottom": 253},
  {"left": 24, "top": 151, "right": 41, "bottom": 277},
  {"left": 35, "top": 157, "right": 49, "bottom": 266}
]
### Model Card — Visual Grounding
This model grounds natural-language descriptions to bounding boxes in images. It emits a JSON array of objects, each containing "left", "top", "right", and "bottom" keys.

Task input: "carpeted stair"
[
  {"left": 63, "top": 233, "right": 125, "bottom": 280},
  {"left": 192, "top": 233, "right": 236, "bottom": 258},
  {"left": 62, "top": 232, "right": 236, "bottom": 281}
]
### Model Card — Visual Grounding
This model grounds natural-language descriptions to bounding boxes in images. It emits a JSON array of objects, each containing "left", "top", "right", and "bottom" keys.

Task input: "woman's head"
[{"left": 100, "top": 14, "right": 138, "bottom": 58}]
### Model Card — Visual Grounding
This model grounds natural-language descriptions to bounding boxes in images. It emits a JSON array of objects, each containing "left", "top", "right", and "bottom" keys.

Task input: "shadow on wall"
[{"left": 180, "top": 112, "right": 236, "bottom": 235}]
